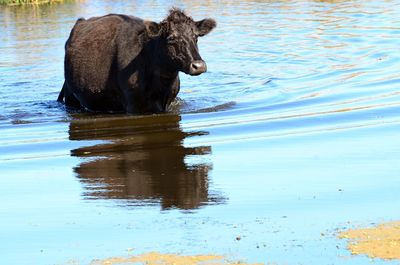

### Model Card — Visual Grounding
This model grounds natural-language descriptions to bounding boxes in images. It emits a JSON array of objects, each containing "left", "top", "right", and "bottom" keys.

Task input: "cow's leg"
[
  {"left": 63, "top": 82, "right": 82, "bottom": 108},
  {"left": 57, "top": 83, "right": 65, "bottom": 102}
]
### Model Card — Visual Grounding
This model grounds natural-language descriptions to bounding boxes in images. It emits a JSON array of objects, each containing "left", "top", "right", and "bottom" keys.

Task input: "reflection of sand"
[
  {"left": 90, "top": 252, "right": 263, "bottom": 265},
  {"left": 339, "top": 221, "right": 400, "bottom": 260}
]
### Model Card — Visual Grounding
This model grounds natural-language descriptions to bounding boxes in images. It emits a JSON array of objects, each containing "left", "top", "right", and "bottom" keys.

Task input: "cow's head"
[{"left": 145, "top": 8, "right": 216, "bottom": 76}]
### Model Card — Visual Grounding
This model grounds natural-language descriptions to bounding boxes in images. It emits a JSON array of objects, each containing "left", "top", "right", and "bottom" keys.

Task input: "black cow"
[{"left": 57, "top": 8, "right": 216, "bottom": 113}]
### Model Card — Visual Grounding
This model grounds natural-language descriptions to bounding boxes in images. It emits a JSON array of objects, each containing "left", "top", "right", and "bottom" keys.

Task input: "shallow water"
[{"left": 1, "top": 0, "right": 400, "bottom": 264}]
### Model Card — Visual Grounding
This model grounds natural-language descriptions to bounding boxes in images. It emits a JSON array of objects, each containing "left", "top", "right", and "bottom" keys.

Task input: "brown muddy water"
[{"left": 1, "top": 1, "right": 400, "bottom": 264}]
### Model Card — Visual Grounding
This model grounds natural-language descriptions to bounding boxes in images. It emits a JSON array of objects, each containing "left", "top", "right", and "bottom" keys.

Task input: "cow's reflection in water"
[{"left": 69, "top": 114, "right": 223, "bottom": 210}]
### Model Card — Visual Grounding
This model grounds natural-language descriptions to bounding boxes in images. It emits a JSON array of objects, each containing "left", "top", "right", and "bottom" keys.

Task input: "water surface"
[{"left": 1, "top": 1, "right": 400, "bottom": 264}]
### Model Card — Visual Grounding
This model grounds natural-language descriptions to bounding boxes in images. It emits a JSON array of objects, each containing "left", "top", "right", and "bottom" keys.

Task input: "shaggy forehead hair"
[{"left": 161, "top": 8, "right": 195, "bottom": 28}]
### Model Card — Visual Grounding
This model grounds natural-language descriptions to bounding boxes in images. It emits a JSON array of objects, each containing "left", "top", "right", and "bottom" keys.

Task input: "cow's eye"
[{"left": 167, "top": 35, "right": 177, "bottom": 42}]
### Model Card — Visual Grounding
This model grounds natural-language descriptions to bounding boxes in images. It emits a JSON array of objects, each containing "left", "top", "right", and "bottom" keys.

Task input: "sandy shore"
[
  {"left": 91, "top": 252, "right": 262, "bottom": 265},
  {"left": 339, "top": 221, "right": 400, "bottom": 260},
  {"left": 90, "top": 252, "right": 263, "bottom": 265}
]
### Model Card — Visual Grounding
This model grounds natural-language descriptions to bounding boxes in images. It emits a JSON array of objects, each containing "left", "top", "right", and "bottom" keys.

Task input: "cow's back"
[{"left": 64, "top": 14, "right": 144, "bottom": 111}]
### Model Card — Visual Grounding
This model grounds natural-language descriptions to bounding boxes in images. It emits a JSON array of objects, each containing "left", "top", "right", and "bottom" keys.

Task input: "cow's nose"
[{"left": 189, "top": 60, "right": 207, "bottom": 75}]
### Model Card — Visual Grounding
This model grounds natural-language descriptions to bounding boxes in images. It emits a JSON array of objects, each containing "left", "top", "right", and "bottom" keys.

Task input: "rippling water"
[{"left": 1, "top": 1, "right": 400, "bottom": 264}]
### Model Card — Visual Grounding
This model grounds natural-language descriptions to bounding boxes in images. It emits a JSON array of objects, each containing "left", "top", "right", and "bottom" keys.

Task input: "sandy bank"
[
  {"left": 90, "top": 252, "right": 263, "bottom": 265},
  {"left": 339, "top": 221, "right": 400, "bottom": 260}
]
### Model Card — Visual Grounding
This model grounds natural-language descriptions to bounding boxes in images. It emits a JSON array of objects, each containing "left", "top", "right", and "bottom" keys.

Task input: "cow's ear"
[
  {"left": 195, "top": 19, "right": 216, "bottom": 37},
  {"left": 144, "top": 21, "right": 161, "bottom": 38}
]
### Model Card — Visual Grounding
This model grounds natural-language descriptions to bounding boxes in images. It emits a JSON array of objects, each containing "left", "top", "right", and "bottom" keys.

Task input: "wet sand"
[
  {"left": 90, "top": 252, "right": 262, "bottom": 265},
  {"left": 339, "top": 221, "right": 400, "bottom": 260}
]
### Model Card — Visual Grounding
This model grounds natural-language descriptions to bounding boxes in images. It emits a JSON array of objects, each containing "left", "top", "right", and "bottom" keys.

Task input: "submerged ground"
[{"left": 0, "top": 0, "right": 399, "bottom": 264}]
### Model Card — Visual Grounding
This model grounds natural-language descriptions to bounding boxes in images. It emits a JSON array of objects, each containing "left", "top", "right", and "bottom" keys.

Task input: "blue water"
[{"left": 0, "top": 0, "right": 400, "bottom": 264}]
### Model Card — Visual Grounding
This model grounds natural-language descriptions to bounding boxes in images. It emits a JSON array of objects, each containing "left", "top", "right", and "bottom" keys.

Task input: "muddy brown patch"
[
  {"left": 90, "top": 252, "right": 263, "bottom": 265},
  {"left": 339, "top": 221, "right": 400, "bottom": 260}
]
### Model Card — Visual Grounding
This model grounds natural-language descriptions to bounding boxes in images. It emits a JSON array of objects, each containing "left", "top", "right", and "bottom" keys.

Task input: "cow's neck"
[
  {"left": 146, "top": 38, "right": 178, "bottom": 86},
  {"left": 141, "top": 39, "right": 179, "bottom": 112},
  {"left": 154, "top": 65, "right": 178, "bottom": 83}
]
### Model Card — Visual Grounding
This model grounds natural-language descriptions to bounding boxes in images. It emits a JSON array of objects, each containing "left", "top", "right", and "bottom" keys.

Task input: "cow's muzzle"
[{"left": 188, "top": 60, "right": 207, "bottom": 76}]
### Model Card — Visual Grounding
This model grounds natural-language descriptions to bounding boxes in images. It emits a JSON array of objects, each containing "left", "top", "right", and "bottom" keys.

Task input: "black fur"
[{"left": 58, "top": 8, "right": 216, "bottom": 114}]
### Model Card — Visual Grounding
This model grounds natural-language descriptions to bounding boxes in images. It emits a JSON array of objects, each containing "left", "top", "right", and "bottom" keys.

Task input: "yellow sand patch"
[
  {"left": 90, "top": 252, "right": 263, "bottom": 265},
  {"left": 339, "top": 221, "right": 400, "bottom": 260}
]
